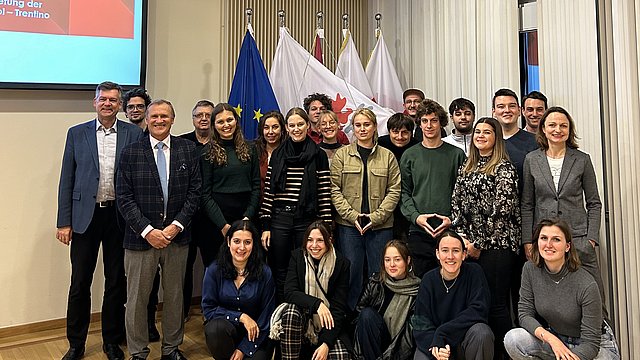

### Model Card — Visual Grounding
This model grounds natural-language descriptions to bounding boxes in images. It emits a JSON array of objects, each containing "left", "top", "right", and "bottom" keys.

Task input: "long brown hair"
[
  {"left": 379, "top": 240, "right": 416, "bottom": 282},
  {"left": 255, "top": 110, "right": 286, "bottom": 161},
  {"left": 462, "top": 117, "right": 509, "bottom": 176},
  {"left": 531, "top": 218, "right": 581, "bottom": 272},
  {"left": 205, "top": 103, "right": 251, "bottom": 166}
]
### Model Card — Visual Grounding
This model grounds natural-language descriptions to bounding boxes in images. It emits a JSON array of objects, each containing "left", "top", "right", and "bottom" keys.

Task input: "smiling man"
[
  {"left": 443, "top": 98, "right": 475, "bottom": 155},
  {"left": 117, "top": 99, "right": 201, "bottom": 360},
  {"left": 521, "top": 91, "right": 548, "bottom": 134},
  {"left": 57, "top": 81, "right": 143, "bottom": 360},
  {"left": 400, "top": 99, "right": 466, "bottom": 277}
]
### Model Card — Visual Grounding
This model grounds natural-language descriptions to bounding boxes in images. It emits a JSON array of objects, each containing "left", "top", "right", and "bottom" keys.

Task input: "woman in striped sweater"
[{"left": 260, "top": 107, "right": 332, "bottom": 303}]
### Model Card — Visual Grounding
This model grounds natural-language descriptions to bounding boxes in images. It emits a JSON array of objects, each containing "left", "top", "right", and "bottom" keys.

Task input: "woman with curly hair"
[
  {"left": 201, "top": 103, "right": 261, "bottom": 265},
  {"left": 450, "top": 117, "right": 521, "bottom": 358}
]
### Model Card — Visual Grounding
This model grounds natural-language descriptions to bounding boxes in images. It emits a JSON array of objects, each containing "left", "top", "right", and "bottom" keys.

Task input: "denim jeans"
[
  {"left": 504, "top": 327, "right": 620, "bottom": 360},
  {"left": 336, "top": 224, "right": 393, "bottom": 310}
]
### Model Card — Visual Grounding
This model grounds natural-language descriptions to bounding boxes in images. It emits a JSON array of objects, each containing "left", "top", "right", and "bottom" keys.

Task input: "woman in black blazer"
[{"left": 277, "top": 220, "right": 351, "bottom": 360}]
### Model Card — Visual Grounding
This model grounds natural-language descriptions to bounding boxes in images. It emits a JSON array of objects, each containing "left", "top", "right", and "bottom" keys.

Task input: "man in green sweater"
[{"left": 400, "top": 99, "right": 466, "bottom": 278}]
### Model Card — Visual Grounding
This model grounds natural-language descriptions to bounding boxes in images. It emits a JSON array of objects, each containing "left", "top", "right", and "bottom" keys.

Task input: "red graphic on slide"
[{"left": 0, "top": 0, "right": 134, "bottom": 39}]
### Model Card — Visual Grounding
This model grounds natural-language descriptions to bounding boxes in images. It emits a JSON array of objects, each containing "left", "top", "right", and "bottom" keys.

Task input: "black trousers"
[
  {"left": 407, "top": 231, "right": 439, "bottom": 279},
  {"left": 204, "top": 318, "right": 273, "bottom": 360},
  {"left": 268, "top": 210, "right": 312, "bottom": 304},
  {"left": 476, "top": 249, "right": 516, "bottom": 357},
  {"left": 67, "top": 205, "right": 126, "bottom": 347},
  {"left": 355, "top": 307, "right": 391, "bottom": 360}
]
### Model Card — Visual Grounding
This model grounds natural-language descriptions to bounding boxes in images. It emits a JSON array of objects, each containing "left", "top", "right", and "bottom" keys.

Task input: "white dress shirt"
[{"left": 96, "top": 120, "right": 117, "bottom": 202}]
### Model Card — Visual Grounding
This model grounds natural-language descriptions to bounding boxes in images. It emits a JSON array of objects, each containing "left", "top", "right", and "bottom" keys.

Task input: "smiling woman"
[
  {"left": 201, "top": 219, "right": 275, "bottom": 360},
  {"left": 504, "top": 219, "right": 619, "bottom": 360},
  {"left": 412, "top": 231, "right": 494, "bottom": 360},
  {"left": 450, "top": 117, "right": 521, "bottom": 358},
  {"left": 200, "top": 103, "right": 261, "bottom": 267}
]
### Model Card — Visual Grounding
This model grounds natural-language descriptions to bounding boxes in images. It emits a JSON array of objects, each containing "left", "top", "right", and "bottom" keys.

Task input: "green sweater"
[
  {"left": 400, "top": 142, "right": 466, "bottom": 233},
  {"left": 200, "top": 140, "right": 260, "bottom": 228}
]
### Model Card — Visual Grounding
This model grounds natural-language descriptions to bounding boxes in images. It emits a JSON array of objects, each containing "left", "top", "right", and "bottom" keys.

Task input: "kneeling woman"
[
  {"left": 504, "top": 219, "right": 619, "bottom": 360},
  {"left": 354, "top": 240, "right": 421, "bottom": 360},
  {"left": 279, "top": 220, "right": 351, "bottom": 360},
  {"left": 413, "top": 231, "right": 494, "bottom": 360},
  {"left": 202, "top": 220, "right": 275, "bottom": 360}
]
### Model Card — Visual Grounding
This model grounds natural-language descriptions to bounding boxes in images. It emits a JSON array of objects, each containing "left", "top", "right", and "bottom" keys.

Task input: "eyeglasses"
[
  {"left": 126, "top": 104, "right": 146, "bottom": 111},
  {"left": 193, "top": 112, "right": 212, "bottom": 119}
]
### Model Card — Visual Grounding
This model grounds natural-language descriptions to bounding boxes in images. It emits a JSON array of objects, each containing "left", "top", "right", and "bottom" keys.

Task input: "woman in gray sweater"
[{"left": 504, "top": 219, "right": 619, "bottom": 360}]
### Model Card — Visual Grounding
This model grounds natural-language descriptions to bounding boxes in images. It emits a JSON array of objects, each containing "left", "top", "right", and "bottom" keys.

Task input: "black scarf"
[{"left": 270, "top": 137, "right": 319, "bottom": 217}]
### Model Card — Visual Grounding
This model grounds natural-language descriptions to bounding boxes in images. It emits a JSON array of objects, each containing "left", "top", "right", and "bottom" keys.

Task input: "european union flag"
[{"left": 229, "top": 28, "right": 280, "bottom": 140}]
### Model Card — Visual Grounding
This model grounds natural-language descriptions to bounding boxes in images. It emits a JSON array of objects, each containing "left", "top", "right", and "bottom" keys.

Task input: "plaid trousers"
[{"left": 280, "top": 303, "right": 351, "bottom": 360}]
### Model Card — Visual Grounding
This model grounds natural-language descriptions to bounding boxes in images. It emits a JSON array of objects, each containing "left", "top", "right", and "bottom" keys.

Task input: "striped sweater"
[{"left": 260, "top": 165, "right": 332, "bottom": 230}]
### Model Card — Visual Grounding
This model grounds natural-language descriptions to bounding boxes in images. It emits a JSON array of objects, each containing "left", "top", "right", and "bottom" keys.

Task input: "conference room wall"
[{"left": 0, "top": 0, "right": 225, "bottom": 329}]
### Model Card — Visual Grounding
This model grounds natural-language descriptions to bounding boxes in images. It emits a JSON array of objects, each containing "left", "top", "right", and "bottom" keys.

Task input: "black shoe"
[
  {"left": 148, "top": 323, "right": 160, "bottom": 342},
  {"left": 160, "top": 349, "right": 188, "bottom": 360},
  {"left": 61, "top": 346, "right": 85, "bottom": 360},
  {"left": 103, "top": 343, "right": 125, "bottom": 360}
]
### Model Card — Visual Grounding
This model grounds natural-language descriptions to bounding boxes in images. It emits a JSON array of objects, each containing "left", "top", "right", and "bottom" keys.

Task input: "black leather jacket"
[{"left": 353, "top": 273, "right": 417, "bottom": 360}]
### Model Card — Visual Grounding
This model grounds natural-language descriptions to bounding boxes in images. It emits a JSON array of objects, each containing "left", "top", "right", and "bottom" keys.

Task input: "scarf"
[
  {"left": 269, "top": 137, "right": 319, "bottom": 217},
  {"left": 383, "top": 274, "right": 421, "bottom": 338},
  {"left": 303, "top": 248, "right": 337, "bottom": 344}
]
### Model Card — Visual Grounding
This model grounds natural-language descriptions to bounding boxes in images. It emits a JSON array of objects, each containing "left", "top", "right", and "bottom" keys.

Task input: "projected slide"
[
  {"left": 0, "top": 0, "right": 134, "bottom": 38},
  {"left": 0, "top": 0, "right": 145, "bottom": 89}
]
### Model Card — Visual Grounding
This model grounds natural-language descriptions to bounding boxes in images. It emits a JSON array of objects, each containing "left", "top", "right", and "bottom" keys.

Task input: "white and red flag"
[{"left": 270, "top": 27, "right": 393, "bottom": 137}]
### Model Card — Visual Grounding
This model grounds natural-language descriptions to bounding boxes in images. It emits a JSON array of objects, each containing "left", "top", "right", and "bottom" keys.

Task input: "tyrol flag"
[{"left": 228, "top": 25, "right": 280, "bottom": 140}]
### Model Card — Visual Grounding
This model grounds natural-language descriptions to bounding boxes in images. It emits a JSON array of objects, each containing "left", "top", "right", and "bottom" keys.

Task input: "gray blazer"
[{"left": 521, "top": 147, "right": 602, "bottom": 244}]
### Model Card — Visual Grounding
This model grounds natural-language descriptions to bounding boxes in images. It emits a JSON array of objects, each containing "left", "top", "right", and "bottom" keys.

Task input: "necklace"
[
  {"left": 236, "top": 268, "right": 247, "bottom": 277},
  {"left": 551, "top": 275, "right": 567, "bottom": 285},
  {"left": 441, "top": 276, "right": 458, "bottom": 293}
]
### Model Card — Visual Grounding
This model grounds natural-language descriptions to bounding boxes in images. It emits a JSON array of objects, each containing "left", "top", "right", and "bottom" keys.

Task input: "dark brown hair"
[{"left": 205, "top": 103, "right": 251, "bottom": 166}]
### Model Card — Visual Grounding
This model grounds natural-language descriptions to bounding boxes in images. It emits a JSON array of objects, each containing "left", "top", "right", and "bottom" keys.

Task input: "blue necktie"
[{"left": 156, "top": 142, "right": 168, "bottom": 214}]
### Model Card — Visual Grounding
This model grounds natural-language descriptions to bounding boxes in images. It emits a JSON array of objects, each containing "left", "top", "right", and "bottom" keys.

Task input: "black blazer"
[
  {"left": 116, "top": 135, "right": 202, "bottom": 250},
  {"left": 284, "top": 248, "right": 350, "bottom": 348}
]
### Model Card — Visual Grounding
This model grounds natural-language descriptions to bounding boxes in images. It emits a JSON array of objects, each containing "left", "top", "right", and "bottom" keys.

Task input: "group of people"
[{"left": 56, "top": 81, "right": 619, "bottom": 360}]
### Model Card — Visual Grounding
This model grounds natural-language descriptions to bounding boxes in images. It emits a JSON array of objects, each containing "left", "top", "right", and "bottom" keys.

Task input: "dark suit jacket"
[
  {"left": 521, "top": 147, "right": 602, "bottom": 244},
  {"left": 116, "top": 135, "right": 202, "bottom": 250},
  {"left": 57, "top": 119, "right": 143, "bottom": 234}
]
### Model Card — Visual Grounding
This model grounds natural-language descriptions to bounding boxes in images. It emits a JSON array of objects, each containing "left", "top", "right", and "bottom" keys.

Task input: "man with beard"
[
  {"left": 123, "top": 88, "right": 152, "bottom": 131},
  {"left": 443, "top": 98, "right": 475, "bottom": 155}
]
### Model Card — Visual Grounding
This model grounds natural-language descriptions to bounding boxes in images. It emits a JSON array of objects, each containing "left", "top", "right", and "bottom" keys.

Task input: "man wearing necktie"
[
  {"left": 56, "top": 81, "right": 143, "bottom": 360},
  {"left": 117, "top": 99, "right": 201, "bottom": 360}
]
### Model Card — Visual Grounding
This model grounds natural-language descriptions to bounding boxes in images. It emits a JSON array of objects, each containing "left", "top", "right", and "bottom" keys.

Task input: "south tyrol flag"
[{"left": 228, "top": 27, "right": 279, "bottom": 140}]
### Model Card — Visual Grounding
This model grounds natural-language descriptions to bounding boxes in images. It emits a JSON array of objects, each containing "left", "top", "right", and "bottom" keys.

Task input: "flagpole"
[{"left": 375, "top": 13, "right": 382, "bottom": 39}]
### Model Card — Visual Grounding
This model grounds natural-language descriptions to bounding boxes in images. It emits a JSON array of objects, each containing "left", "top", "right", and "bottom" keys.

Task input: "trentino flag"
[
  {"left": 335, "top": 29, "right": 374, "bottom": 99},
  {"left": 228, "top": 25, "right": 280, "bottom": 140},
  {"left": 270, "top": 27, "right": 393, "bottom": 138},
  {"left": 366, "top": 31, "right": 404, "bottom": 112},
  {"left": 312, "top": 28, "right": 324, "bottom": 64}
]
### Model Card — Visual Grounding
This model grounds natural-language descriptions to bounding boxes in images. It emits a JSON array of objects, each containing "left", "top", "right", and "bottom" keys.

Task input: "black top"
[
  {"left": 412, "top": 262, "right": 490, "bottom": 354},
  {"left": 377, "top": 135, "right": 419, "bottom": 161},
  {"left": 357, "top": 145, "right": 373, "bottom": 214},
  {"left": 284, "top": 248, "right": 351, "bottom": 348}
]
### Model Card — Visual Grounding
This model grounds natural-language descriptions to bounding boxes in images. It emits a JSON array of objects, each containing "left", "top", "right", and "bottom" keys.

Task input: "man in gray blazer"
[{"left": 56, "top": 81, "right": 143, "bottom": 360}]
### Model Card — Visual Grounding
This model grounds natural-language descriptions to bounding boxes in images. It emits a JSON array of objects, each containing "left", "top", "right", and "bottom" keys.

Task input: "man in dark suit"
[
  {"left": 56, "top": 81, "right": 143, "bottom": 360},
  {"left": 117, "top": 99, "right": 201, "bottom": 360}
]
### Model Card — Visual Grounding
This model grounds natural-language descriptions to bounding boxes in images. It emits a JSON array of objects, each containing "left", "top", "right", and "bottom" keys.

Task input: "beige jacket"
[{"left": 330, "top": 142, "right": 401, "bottom": 229}]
